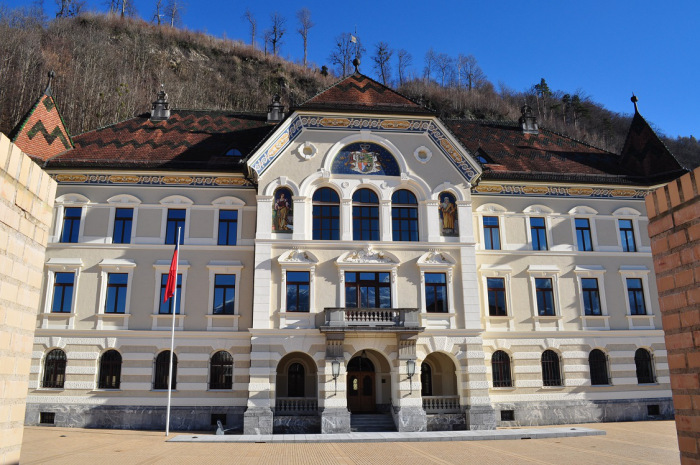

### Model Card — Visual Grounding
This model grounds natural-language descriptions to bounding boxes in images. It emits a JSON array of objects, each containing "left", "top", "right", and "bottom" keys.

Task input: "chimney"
[
  {"left": 267, "top": 94, "right": 285, "bottom": 123},
  {"left": 519, "top": 104, "right": 538, "bottom": 135},
  {"left": 150, "top": 85, "right": 170, "bottom": 122}
]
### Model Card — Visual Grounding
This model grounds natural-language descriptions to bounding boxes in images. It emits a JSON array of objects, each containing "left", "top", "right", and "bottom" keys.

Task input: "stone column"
[
  {"left": 320, "top": 334, "right": 351, "bottom": 433},
  {"left": 243, "top": 334, "right": 274, "bottom": 434},
  {"left": 291, "top": 196, "right": 307, "bottom": 241},
  {"left": 392, "top": 335, "right": 427, "bottom": 432},
  {"left": 380, "top": 199, "right": 392, "bottom": 242},
  {"left": 340, "top": 199, "right": 352, "bottom": 241},
  {"left": 424, "top": 199, "right": 440, "bottom": 242}
]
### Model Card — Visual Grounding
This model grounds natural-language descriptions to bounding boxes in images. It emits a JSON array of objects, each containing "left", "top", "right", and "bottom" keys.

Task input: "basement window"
[
  {"left": 647, "top": 405, "right": 660, "bottom": 416},
  {"left": 40, "top": 412, "right": 55, "bottom": 425},
  {"left": 500, "top": 410, "right": 515, "bottom": 421},
  {"left": 211, "top": 413, "right": 226, "bottom": 426}
]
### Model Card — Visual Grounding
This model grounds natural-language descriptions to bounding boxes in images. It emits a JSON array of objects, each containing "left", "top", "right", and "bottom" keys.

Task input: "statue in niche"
[
  {"left": 273, "top": 187, "right": 293, "bottom": 233},
  {"left": 439, "top": 192, "right": 458, "bottom": 236}
]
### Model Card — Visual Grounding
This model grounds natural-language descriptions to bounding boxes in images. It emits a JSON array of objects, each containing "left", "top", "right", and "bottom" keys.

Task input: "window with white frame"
[
  {"left": 568, "top": 206, "right": 598, "bottom": 252},
  {"left": 336, "top": 246, "right": 399, "bottom": 309},
  {"left": 278, "top": 249, "right": 318, "bottom": 313},
  {"left": 212, "top": 196, "right": 245, "bottom": 246},
  {"left": 107, "top": 194, "right": 140, "bottom": 245},
  {"left": 43, "top": 258, "right": 83, "bottom": 329},
  {"left": 159, "top": 195, "right": 192, "bottom": 245},
  {"left": 417, "top": 250, "right": 456, "bottom": 327},
  {"left": 206, "top": 261, "right": 243, "bottom": 331},
  {"left": 152, "top": 261, "right": 189, "bottom": 327},
  {"left": 476, "top": 204, "right": 507, "bottom": 251},
  {"left": 573, "top": 265, "right": 609, "bottom": 328},
  {"left": 479, "top": 264, "right": 513, "bottom": 329},
  {"left": 523, "top": 205, "right": 553, "bottom": 251},
  {"left": 619, "top": 266, "right": 654, "bottom": 329},
  {"left": 527, "top": 265, "right": 562, "bottom": 329},
  {"left": 53, "top": 194, "right": 89, "bottom": 243},
  {"left": 97, "top": 259, "right": 135, "bottom": 330},
  {"left": 613, "top": 208, "right": 643, "bottom": 253}
]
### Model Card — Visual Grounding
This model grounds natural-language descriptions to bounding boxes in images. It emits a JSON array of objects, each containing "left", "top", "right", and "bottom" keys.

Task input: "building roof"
[
  {"left": 44, "top": 110, "right": 274, "bottom": 171},
  {"left": 299, "top": 72, "right": 432, "bottom": 115}
]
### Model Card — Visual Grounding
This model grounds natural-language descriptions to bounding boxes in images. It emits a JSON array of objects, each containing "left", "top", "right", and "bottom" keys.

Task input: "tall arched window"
[
  {"left": 42, "top": 349, "right": 66, "bottom": 388},
  {"left": 288, "top": 362, "right": 305, "bottom": 397},
  {"left": 635, "top": 348, "right": 655, "bottom": 384},
  {"left": 312, "top": 187, "right": 340, "bottom": 240},
  {"left": 352, "top": 189, "right": 379, "bottom": 241},
  {"left": 491, "top": 350, "right": 512, "bottom": 388},
  {"left": 210, "top": 351, "right": 233, "bottom": 389},
  {"left": 541, "top": 350, "right": 562, "bottom": 386},
  {"left": 588, "top": 349, "right": 609, "bottom": 386},
  {"left": 154, "top": 351, "right": 177, "bottom": 390},
  {"left": 391, "top": 189, "right": 418, "bottom": 241},
  {"left": 420, "top": 362, "right": 433, "bottom": 396},
  {"left": 98, "top": 350, "right": 122, "bottom": 389}
]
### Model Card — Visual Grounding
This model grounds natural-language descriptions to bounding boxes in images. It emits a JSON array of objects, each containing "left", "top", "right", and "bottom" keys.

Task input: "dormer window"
[
  {"left": 477, "top": 155, "right": 489, "bottom": 164},
  {"left": 225, "top": 148, "right": 242, "bottom": 157}
]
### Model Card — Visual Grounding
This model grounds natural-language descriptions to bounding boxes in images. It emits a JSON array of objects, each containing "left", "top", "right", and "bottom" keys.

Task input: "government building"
[{"left": 11, "top": 69, "right": 691, "bottom": 433}]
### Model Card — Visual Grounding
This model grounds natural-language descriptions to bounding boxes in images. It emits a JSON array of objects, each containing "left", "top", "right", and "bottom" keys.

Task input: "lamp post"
[
  {"left": 331, "top": 359, "right": 341, "bottom": 394},
  {"left": 406, "top": 359, "right": 416, "bottom": 394}
]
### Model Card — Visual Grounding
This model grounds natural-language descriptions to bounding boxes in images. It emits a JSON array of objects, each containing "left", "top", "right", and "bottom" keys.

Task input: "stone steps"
[{"left": 350, "top": 414, "right": 396, "bottom": 432}]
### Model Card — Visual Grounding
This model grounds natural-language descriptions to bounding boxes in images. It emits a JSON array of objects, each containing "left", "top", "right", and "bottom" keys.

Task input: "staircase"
[{"left": 350, "top": 413, "right": 396, "bottom": 432}]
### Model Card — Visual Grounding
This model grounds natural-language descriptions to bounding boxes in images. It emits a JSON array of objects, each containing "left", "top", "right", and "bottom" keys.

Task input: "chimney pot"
[
  {"left": 150, "top": 85, "right": 170, "bottom": 122},
  {"left": 519, "top": 104, "right": 539, "bottom": 135}
]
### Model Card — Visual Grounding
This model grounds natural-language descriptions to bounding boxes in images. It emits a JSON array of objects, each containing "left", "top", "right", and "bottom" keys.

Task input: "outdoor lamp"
[
  {"left": 331, "top": 359, "right": 341, "bottom": 394},
  {"left": 406, "top": 359, "right": 416, "bottom": 394}
]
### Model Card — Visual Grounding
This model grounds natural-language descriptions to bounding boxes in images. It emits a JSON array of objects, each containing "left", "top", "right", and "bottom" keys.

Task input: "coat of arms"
[{"left": 349, "top": 144, "right": 382, "bottom": 174}]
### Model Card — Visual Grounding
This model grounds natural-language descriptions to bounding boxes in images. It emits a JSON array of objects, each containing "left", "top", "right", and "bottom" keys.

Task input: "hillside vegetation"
[{"left": 0, "top": 11, "right": 697, "bottom": 164}]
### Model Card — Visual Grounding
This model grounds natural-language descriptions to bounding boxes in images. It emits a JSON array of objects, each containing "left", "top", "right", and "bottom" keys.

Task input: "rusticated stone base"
[
  {"left": 24, "top": 404, "right": 245, "bottom": 432},
  {"left": 243, "top": 407, "right": 273, "bottom": 435},
  {"left": 273, "top": 415, "right": 321, "bottom": 434},
  {"left": 426, "top": 413, "right": 467, "bottom": 431},
  {"left": 494, "top": 398, "right": 674, "bottom": 427},
  {"left": 466, "top": 405, "right": 497, "bottom": 430},
  {"left": 392, "top": 406, "right": 427, "bottom": 432},
  {"left": 321, "top": 408, "right": 351, "bottom": 433}
]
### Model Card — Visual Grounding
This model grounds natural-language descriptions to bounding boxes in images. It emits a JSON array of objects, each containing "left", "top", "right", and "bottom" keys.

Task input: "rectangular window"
[
  {"left": 60, "top": 207, "right": 81, "bottom": 243},
  {"left": 165, "top": 209, "right": 186, "bottom": 245},
  {"left": 213, "top": 274, "right": 236, "bottom": 314},
  {"left": 345, "top": 272, "right": 391, "bottom": 308},
  {"left": 112, "top": 208, "right": 133, "bottom": 244},
  {"left": 425, "top": 273, "right": 447, "bottom": 313},
  {"left": 51, "top": 272, "right": 74, "bottom": 313},
  {"left": 581, "top": 278, "right": 601, "bottom": 316},
  {"left": 487, "top": 277, "right": 507, "bottom": 316},
  {"left": 575, "top": 218, "right": 593, "bottom": 251},
  {"left": 627, "top": 278, "right": 647, "bottom": 315},
  {"left": 286, "top": 271, "right": 310, "bottom": 312},
  {"left": 530, "top": 217, "right": 548, "bottom": 250},
  {"left": 483, "top": 216, "right": 501, "bottom": 250},
  {"left": 535, "top": 278, "right": 555, "bottom": 316},
  {"left": 619, "top": 219, "right": 637, "bottom": 252},
  {"left": 159, "top": 274, "right": 182, "bottom": 314},
  {"left": 105, "top": 273, "right": 128, "bottom": 314},
  {"left": 217, "top": 210, "right": 238, "bottom": 246}
]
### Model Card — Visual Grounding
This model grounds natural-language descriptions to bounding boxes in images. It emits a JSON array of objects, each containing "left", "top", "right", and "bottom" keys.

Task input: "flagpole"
[{"left": 165, "top": 226, "right": 180, "bottom": 436}]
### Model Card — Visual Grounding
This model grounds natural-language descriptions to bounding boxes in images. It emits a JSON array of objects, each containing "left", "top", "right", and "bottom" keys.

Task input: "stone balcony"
[
  {"left": 320, "top": 307, "right": 424, "bottom": 333},
  {"left": 422, "top": 395, "right": 461, "bottom": 414}
]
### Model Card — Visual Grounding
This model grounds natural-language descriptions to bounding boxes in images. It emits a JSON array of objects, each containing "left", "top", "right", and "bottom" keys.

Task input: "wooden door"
[{"left": 347, "top": 371, "right": 375, "bottom": 413}]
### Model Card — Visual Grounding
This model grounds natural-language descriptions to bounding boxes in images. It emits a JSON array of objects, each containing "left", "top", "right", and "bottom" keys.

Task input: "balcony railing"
[
  {"left": 275, "top": 397, "right": 318, "bottom": 415},
  {"left": 422, "top": 395, "right": 461, "bottom": 413},
  {"left": 321, "top": 307, "right": 422, "bottom": 331}
]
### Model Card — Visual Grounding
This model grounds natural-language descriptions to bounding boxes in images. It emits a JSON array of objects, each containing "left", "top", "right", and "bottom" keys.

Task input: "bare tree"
[
  {"left": 329, "top": 32, "right": 365, "bottom": 76},
  {"left": 296, "top": 8, "right": 313, "bottom": 67},
  {"left": 165, "top": 0, "right": 184, "bottom": 27},
  {"left": 243, "top": 8, "right": 256, "bottom": 49},
  {"left": 263, "top": 29, "right": 272, "bottom": 55},
  {"left": 104, "top": 0, "right": 135, "bottom": 18},
  {"left": 396, "top": 49, "right": 412, "bottom": 86},
  {"left": 424, "top": 47, "right": 436, "bottom": 82},
  {"left": 269, "top": 11, "right": 285, "bottom": 56},
  {"left": 456, "top": 54, "right": 486, "bottom": 90},
  {"left": 55, "top": 0, "right": 85, "bottom": 17},
  {"left": 152, "top": 0, "right": 164, "bottom": 25},
  {"left": 434, "top": 53, "right": 453, "bottom": 86},
  {"left": 372, "top": 41, "right": 392, "bottom": 85}
]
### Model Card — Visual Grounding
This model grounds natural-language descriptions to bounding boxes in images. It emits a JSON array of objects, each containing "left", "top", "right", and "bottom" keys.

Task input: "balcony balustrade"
[
  {"left": 321, "top": 307, "right": 422, "bottom": 332},
  {"left": 422, "top": 395, "right": 461, "bottom": 413},
  {"left": 275, "top": 397, "right": 318, "bottom": 415}
]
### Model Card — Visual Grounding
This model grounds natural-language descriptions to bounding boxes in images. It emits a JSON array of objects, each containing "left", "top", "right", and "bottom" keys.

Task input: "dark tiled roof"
[
  {"left": 620, "top": 111, "right": 687, "bottom": 180},
  {"left": 45, "top": 110, "right": 274, "bottom": 171},
  {"left": 300, "top": 73, "right": 432, "bottom": 115},
  {"left": 11, "top": 93, "right": 73, "bottom": 161},
  {"left": 444, "top": 119, "right": 649, "bottom": 183}
]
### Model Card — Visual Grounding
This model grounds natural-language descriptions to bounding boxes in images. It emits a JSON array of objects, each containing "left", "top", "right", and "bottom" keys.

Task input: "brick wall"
[
  {"left": 646, "top": 166, "right": 700, "bottom": 465},
  {"left": 0, "top": 133, "right": 56, "bottom": 465}
]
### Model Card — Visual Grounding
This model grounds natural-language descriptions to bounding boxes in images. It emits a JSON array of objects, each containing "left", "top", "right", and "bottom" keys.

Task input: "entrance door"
[{"left": 347, "top": 355, "right": 376, "bottom": 413}]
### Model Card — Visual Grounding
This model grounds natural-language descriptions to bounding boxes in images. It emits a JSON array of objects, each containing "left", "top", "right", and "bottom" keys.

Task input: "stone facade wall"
[
  {"left": 0, "top": 133, "right": 56, "bottom": 465},
  {"left": 646, "top": 166, "right": 700, "bottom": 465}
]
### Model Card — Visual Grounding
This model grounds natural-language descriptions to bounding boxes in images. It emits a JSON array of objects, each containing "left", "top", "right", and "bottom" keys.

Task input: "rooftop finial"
[
  {"left": 44, "top": 70, "right": 55, "bottom": 96},
  {"left": 519, "top": 104, "right": 539, "bottom": 135},
  {"left": 631, "top": 93, "right": 639, "bottom": 114},
  {"left": 150, "top": 84, "right": 170, "bottom": 122},
  {"left": 353, "top": 57, "right": 360, "bottom": 73}
]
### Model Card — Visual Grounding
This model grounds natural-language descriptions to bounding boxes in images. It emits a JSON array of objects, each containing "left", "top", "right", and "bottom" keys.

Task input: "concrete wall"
[
  {"left": 646, "top": 167, "right": 700, "bottom": 465},
  {"left": 0, "top": 133, "right": 56, "bottom": 465}
]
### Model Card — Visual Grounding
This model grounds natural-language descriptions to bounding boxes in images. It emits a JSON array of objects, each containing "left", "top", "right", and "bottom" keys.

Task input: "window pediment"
[
  {"left": 278, "top": 249, "right": 319, "bottom": 265},
  {"left": 417, "top": 250, "right": 456, "bottom": 267},
  {"left": 337, "top": 245, "right": 399, "bottom": 265}
]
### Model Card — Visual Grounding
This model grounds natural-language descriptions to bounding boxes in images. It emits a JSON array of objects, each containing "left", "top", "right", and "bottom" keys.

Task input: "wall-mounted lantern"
[
  {"left": 406, "top": 359, "right": 416, "bottom": 394},
  {"left": 331, "top": 359, "right": 341, "bottom": 394}
]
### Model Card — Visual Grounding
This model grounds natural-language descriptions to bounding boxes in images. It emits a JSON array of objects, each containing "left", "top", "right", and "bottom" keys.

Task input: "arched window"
[
  {"left": 42, "top": 349, "right": 66, "bottom": 388},
  {"left": 312, "top": 187, "right": 340, "bottom": 240},
  {"left": 541, "top": 350, "right": 562, "bottom": 386},
  {"left": 391, "top": 189, "right": 418, "bottom": 241},
  {"left": 352, "top": 189, "right": 379, "bottom": 241},
  {"left": 588, "top": 349, "right": 609, "bottom": 386},
  {"left": 209, "top": 351, "right": 233, "bottom": 389},
  {"left": 288, "top": 362, "right": 305, "bottom": 397},
  {"left": 154, "top": 351, "right": 177, "bottom": 390},
  {"left": 635, "top": 349, "right": 655, "bottom": 384},
  {"left": 98, "top": 350, "right": 122, "bottom": 389},
  {"left": 491, "top": 350, "right": 512, "bottom": 388},
  {"left": 420, "top": 362, "right": 433, "bottom": 396}
]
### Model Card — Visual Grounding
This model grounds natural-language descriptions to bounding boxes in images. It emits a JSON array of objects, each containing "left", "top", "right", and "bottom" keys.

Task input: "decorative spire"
[
  {"left": 150, "top": 84, "right": 170, "bottom": 122},
  {"left": 352, "top": 57, "right": 360, "bottom": 74},
  {"left": 631, "top": 93, "right": 639, "bottom": 114},
  {"left": 44, "top": 70, "right": 55, "bottom": 96}
]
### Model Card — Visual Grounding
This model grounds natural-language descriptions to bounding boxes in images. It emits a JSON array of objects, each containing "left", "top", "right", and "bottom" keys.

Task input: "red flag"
[{"left": 163, "top": 240, "right": 179, "bottom": 303}]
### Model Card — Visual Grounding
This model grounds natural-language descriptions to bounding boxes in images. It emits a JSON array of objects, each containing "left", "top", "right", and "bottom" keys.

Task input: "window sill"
[
  {"left": 207, "top": 314, "right": 240, "bottom": 318},
  {"left": 152, "top": 314, "right": 186, "bottom": 317},
  {"left": 541, "top": 385, "right": 565, "bottom": 389},
  {"left": 36, "top": 388, "right": 65, "bottom": 391},
  {"left": 582, "top": 315, "right": 609, "bottom": 319},
  {"left": 100, "top": 313, "right": 129, "bottom": 317},
  {"left": 487, "top": 315, "right": 513, "bottom": 319},
  {"left": 91, "top": 389, "right": 121, "bottom": 392},
  {"left": 590, "top": 384, "right": 613, "bottom": 387},
  {"left": 534, "top": 315, "right": 561, "bottom": 320},
  {"left": 151, "top": 389, "right": 179, "bottom": 392},
  {"left": 47, "top": 312, "right": 74, "bottom": 316},
  {"left": 208, "top": 388, "right": 233, "bottom": 392},
  {"left": 626, "top": 314, "right": 654, "bottom": 318},
  {"left": 491, "top": 386, "right": 516, "bottom": 391},
  {"left": 637, "top": 382, "right": 659, "bottom": 386}
]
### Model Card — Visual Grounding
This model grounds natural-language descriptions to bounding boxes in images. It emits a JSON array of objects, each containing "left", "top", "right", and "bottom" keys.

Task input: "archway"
[
  {"left": 275, "top": 352, "right": 317, "bottom": 413},
  {"left": 421, "top": 352, "right": 460, "bottom": 413},
  {"left": 346, "top": 350, "right": 391, "bottom": 414}
]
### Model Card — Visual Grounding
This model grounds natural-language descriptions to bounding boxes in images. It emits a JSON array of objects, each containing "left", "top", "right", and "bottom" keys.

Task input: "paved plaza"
[{"left": 20, "top": 420, "right": 680, "bottom": 464}]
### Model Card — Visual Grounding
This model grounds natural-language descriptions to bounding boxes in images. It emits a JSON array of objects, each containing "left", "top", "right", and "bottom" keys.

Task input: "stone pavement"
[{"left": 20, "top": 420, "right": 680, "bottom": 465}]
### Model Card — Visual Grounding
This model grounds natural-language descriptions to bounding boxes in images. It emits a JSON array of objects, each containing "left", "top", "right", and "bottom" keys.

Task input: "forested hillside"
[{"left": 0, "top": 9, "right": 697, "bottom": 164}]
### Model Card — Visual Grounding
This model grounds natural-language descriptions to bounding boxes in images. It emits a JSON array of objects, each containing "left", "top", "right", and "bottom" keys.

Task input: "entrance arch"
[
  {"left": 275, "top": 352, "right": 317, "bottom": 412},
  {"left": 346, "top": 350, "right": 391, "bottom": 414}
]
